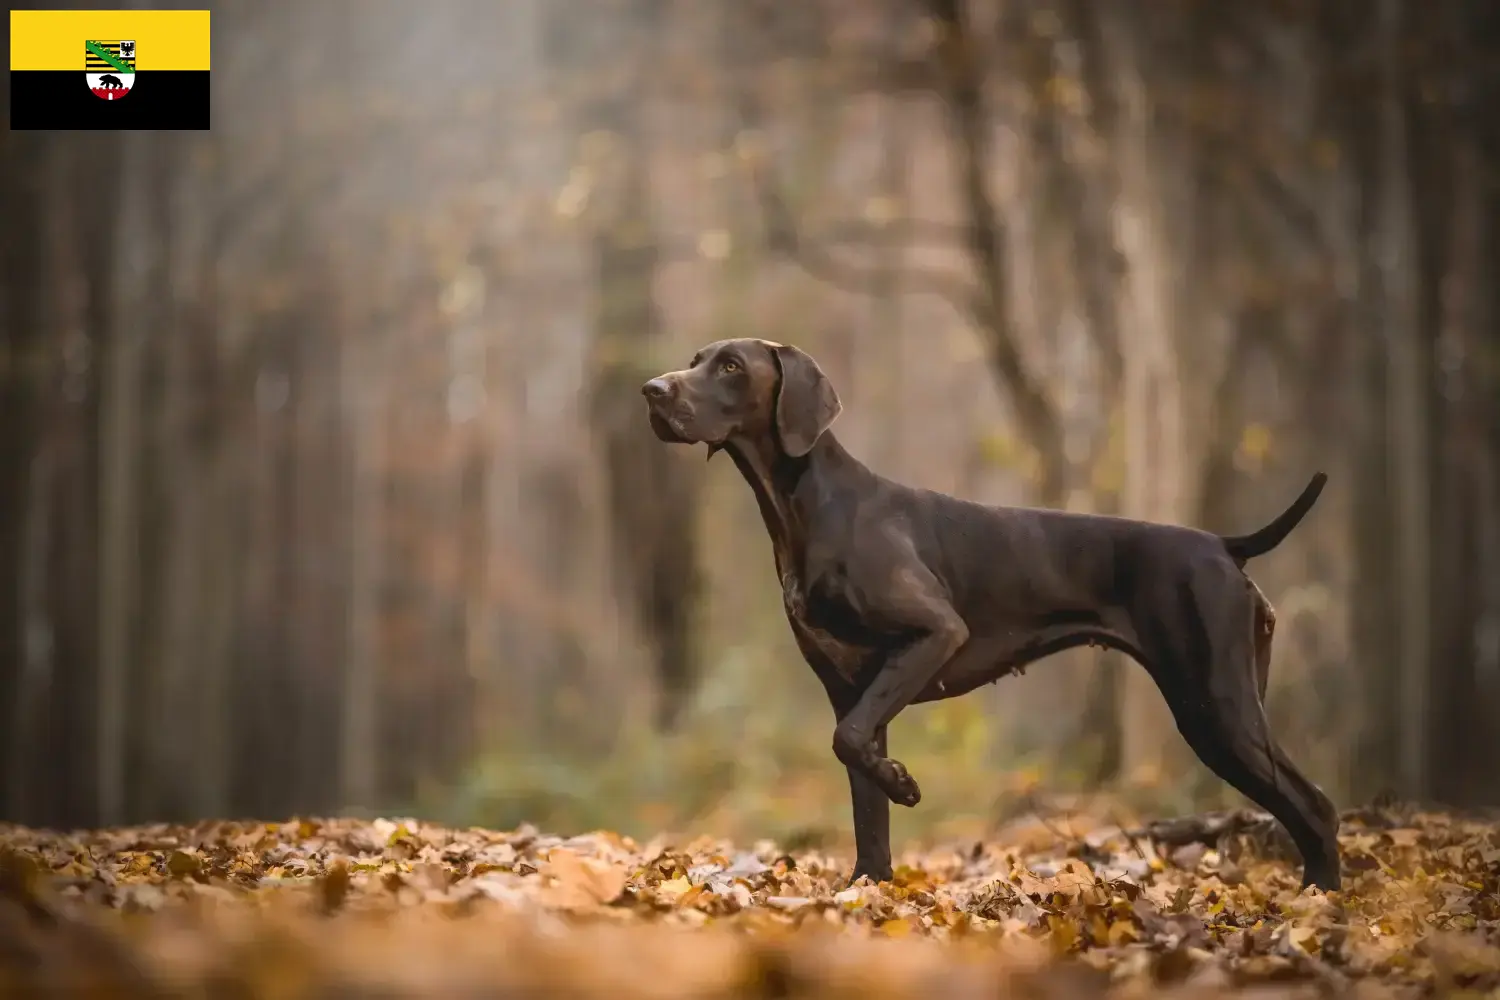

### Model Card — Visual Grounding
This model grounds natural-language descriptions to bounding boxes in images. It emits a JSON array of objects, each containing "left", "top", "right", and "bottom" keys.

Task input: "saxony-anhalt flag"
[{"left": 10, "top": 9, "right": 211, "bottom": 129}]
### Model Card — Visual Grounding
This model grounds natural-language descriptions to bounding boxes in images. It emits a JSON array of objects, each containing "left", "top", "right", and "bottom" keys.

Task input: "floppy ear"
[{"left": 772, "top": 344, "right": 842, "bottom": 457}]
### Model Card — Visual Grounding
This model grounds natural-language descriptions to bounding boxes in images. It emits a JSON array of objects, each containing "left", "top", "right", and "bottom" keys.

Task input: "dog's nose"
[{"left": 641, "top": 378, "right": 673, "bottom": 401}]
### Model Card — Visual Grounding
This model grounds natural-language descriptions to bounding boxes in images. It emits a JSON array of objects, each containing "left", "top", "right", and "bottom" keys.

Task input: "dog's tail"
[{"left": 1219, "top": 472, "right": 1328, "bottom": 565}]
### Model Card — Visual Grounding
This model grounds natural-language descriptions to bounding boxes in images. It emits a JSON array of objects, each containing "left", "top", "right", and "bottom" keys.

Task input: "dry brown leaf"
[
  {"left": 410, "top": 862, "right": 450, "bottom": 894},
  {"left": 542, "top": 848, "right": 628, "bottom": 910},
  {"left": 1, "top": 808, "right": 1496, "bottom": 998},
  {"left": 319, "top": 859, "right": 352, "bottom": 914},
  {"left": 166, "top": 850, "right": 203, "bottom": 879},
  {"left": 880, "top": 916, "right": 915, "bottom": 938}
]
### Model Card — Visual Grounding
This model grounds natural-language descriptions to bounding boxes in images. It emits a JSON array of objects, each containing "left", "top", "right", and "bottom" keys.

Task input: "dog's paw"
[
  {"left": 1300, "top": 865, "right": 1342, "bottom": 893},
  {"left": 847, "top": 864, "right": 893, "bottom": 888},
  {"left": 878, "top": 758, "right": 922, "bottom": 808}
]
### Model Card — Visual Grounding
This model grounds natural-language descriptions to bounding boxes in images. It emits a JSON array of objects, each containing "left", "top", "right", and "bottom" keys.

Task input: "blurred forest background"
[{"left": 2, "top": 0, "right": 1498, "bottom": 850}]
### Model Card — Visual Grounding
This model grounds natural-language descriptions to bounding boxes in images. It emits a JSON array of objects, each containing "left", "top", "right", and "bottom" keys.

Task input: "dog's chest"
[{"left": 780, "top": 570, "right": 878, "bottom": 683}]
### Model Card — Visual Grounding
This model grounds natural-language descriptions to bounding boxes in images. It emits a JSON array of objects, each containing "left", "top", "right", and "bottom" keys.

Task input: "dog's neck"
[{"left": 723, "top": 431, "right": 863, "bottom": 579}]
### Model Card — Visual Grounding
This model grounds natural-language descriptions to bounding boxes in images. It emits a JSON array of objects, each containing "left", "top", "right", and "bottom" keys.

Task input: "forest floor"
[{"left": 2, "top": 806, "right": 1498, "bottom": 999}]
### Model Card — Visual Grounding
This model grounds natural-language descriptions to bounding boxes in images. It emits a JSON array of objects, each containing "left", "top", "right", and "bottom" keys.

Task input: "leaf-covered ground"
[{"left": 3, "top": 807, "right": 1498, "bottom": 998}]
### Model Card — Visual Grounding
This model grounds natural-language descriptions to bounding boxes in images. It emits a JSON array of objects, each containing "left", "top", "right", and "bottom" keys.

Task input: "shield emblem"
[{"left": 86, "top": 40, "right": 135, "bottom": 100}]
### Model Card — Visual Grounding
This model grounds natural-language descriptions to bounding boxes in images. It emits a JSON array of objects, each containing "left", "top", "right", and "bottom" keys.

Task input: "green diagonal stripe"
[{"left": 86, "top": 41, "right": 131, "bottom": 74}]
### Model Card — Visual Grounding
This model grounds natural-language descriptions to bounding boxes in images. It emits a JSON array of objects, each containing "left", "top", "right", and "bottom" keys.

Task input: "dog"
[{"left": 642, "top": 339, "right": 1339, "bottom": 891}]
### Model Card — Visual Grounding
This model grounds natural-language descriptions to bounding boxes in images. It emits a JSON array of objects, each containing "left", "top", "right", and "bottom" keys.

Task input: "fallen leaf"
[
  {"left": 166, "top": 850, "right": 203, "bottom": 879},
  {"left": 543, "top": 849, "right": 627, "bottom": 910},
  {"left": 319, "top": 860, "right": 352, "bottom": 914}
]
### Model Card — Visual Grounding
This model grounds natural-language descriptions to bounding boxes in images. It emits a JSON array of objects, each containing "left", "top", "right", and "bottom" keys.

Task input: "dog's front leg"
[
  {"left": 832, "top": 597, "right": 968, "bottom": 807},
  {"left": 824, "top": 656, "right": 895, "bottom": 887},
  {"left": 845, "top": 725, "right": 892, "bottom": 885}
]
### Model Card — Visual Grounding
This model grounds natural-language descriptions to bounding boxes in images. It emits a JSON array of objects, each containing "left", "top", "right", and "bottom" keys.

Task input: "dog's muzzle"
[{"left": 642, "top": 378, "right": 695, "bottom": 443}]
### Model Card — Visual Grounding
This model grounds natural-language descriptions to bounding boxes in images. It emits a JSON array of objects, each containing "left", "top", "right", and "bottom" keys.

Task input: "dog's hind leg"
[
  {"left": 1249, "top": 577, "right": 1276, "bottom": 704},
  {"left": 1143, "top": 562, "right": 1341, "bottom": 891}
]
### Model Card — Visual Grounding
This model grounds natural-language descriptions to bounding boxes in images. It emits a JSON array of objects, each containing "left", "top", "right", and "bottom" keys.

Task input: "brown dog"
[{"left": 642, "top": 339, "right": 1339, "bottom": 890}]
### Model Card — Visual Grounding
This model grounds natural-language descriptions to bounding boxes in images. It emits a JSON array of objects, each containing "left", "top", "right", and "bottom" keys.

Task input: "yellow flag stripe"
[{"left": 9, "top": 10, "right": 210, "bottom": 71}]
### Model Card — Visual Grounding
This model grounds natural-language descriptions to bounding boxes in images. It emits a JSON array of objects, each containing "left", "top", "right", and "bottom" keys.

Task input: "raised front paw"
[{"left": 876, "top": 757, "right": 921, "bottom": 807}]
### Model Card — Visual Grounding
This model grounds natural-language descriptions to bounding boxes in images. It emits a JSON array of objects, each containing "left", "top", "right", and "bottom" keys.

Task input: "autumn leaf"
[
  {"left": 862, "top": 194, "right": 901, "bottom": 225},
  {"left": 880, "top": 916, "right": 915, "bottom": 938},
  {"left": 0, "top": 808, "right": 1496, "bottom": 997},
  {"left": 410, "top": 862, "right": 450, "bottom": 895},
  {"left": 319, "top": 859, "right": 352, "bottom": 914},
  {"left": 1282, "top": 923, "right": 1322, "bottom": 956},
  {"left": 697, "top": 230, "right": 731, "bottom": 261},
  {"left": 1236, "top": 423, "right": 1273, "bottom": 467},
  {"left": 656, "top": 875, "right": 692, "bottom": 900},
  {"left": 542, "top": 848, "right": 628, "bottom": 910},
  {"left": 166, "top": 850, "right": 204, "bottom": 879}
]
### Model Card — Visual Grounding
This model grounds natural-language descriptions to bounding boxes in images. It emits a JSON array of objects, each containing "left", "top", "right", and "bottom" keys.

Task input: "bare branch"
[
  {"left": 1020, "top": 2, "right": 1125, "bottom": 396},
  {"left": 739, "top": 148, "right": 983, "bottom": 324},
  {"left": 1055, "top": 0, "right": 1127, "bottom": 392},
  {"left": 923, "top": 0, "right": 1066, "bottom": 501},
  {"left": 1195, "top": 305, "right": 1295, "bottom": 528},
  {"left": 813, "top": 216, "right": 974, "bottom": 250},
  {"left": 725, "top": 64, "right": 987, "bottom": 332},
  {"left": 650, "top": 217, "right": 975, "bottom": 270},
  {"left": 725, "top": 0, "right": 1066, "bottom": 500},
  {"left": 1151, "top": 96, "right": 1329, "bottom": 254},
  {"left": 847, "top": 54, "right": 944, "bottom": 96}
]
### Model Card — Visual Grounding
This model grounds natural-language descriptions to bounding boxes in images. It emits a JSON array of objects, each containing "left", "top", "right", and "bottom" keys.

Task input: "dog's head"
[{"left": 641, "top": 338, "right": 841, "bottom": 459}]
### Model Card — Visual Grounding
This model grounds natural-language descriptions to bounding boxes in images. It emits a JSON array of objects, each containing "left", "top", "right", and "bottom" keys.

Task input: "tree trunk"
[
  {"left": 11, "top": 435, "right": 54, "bottom": 823},
  {"left": 127, "top": 131, "right": 194, "bottom": 821},
  {"left": 1474, "top": 9, "right": 1500, "bottom": 804},
  {"left": 1103, "top": 12, "right": 1192, "bottom": 788},
  {"left": 1425, "top": 133, "right": 1482, "bottom": 805},
  {"left": 191, "top": 177, "right": 233, "bottom": 823},
  {"left": 0, "top": 133, "right": 47, "bottom": 822},
  {"left": 589, "top": 164, "right": 704, "bottom": 732},
  {"left": 49, "top": 136, "right": 116, "bottom": 827},
  {"left": 1421, "top": 0, "right": 1499, "bottom": 804},
  {"left": 926, "top": 0, "right": 1068, "bottom": 507},
  {"left": 339, "top": 298, "right": 385, "bottom": 811},
  {"left": 578, "top": 0, "right": 704, "bottom": 733},
  {"left": 1028, "top": 0, "right": 1128, "bottom": 779},
  {"left": 1374, "top": 0, "right": 1431, "bottom": 800}
]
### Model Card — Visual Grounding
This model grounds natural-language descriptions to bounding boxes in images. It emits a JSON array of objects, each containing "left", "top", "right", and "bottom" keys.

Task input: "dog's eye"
[{"left": 718, "top": 359, "right": 741, "bottom": 375}]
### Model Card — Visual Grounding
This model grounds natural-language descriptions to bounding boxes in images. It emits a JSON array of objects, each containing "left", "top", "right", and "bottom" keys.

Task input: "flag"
[{"left": 10, "top": 10, "right": 211, "bottom": 130}]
